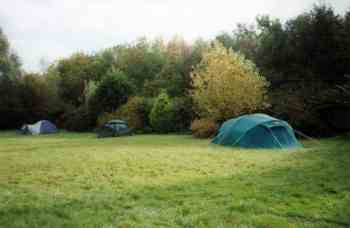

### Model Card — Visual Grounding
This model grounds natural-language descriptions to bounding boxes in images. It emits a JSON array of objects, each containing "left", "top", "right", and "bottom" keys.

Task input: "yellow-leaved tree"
[{"left": 191, "top": 42, "right": 269, "bottom": 121}]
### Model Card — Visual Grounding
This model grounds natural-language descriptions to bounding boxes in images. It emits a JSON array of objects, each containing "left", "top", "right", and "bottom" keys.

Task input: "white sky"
[{"left": 0, "top": 0, "right": 348, "bottom": 72}]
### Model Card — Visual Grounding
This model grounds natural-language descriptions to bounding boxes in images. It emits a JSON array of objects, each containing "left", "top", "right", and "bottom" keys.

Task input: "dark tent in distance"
[
  {"left": 96, "top": 120, "right": 133, "bottom": 138},
  {"left": 212, "top": 114, "right": 302, "bottom": 149},
  {"left": 20, "top": 120, "right": 58, "bottom": 135}
]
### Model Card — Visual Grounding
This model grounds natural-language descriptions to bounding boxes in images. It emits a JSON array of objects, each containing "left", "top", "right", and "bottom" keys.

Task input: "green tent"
[
  {"left": 212, "top": 114, "right": 302, "bottom": 149},
  {"left": 96, "top": 120, "right": 133, "bottom": 138}
]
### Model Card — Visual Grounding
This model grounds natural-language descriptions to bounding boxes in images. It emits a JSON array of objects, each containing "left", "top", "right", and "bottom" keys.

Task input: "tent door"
[{"left": 270, "top": 126, "right": 292, "bottom": 148}]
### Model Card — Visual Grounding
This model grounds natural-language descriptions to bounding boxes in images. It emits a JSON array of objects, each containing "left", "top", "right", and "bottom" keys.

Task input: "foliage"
[
  {"left": 92, "top": 70, "right": 135, "bottom": 113},
  {"left": 97, "top": 96, "right": 150, "bottom": 131},
  {"left": 255, "top": 16, "right": 288, "bottom": 84},
  {"left": 146, "top": 61, "right": 187, "bottom": 97},
  {"left": 216, "top": 23, "right": 259, "bottom": 61},
  {"left": 114, "top": 97, "right": 150, "bottom": 130},
  {"left": 17, "top": 74, "right": 52, "bottom": 122},
  {"left": 191, "top": 42, "right": 269, "bottom": 122},
  {"left": 0, "top": 28, "right": 21, "bottom": 81},
  {"left": 2, "top": 4, "right": 350, "bottom": 136},
  {"left": 96, "top": 112, "right": 119, "bottom": 128},
  {"left": 0, "top": 27, "right": 22, "bottom": 129},
  {"left": 142, "top": 37, "right": 206, "bottom": 97},
  {"left": 149, "top": 91, "right": 175, "bottom": 133},
  {"left": 171, "top": 96, "right": 194, "bottom": 132},
  {"left": 49, "top": 53, "right": 101, "bottom": 107},
  {"left": 0, "top": 80, "right": 22, "bottom": 128},
  {"left": 0, "top": 73, "right": 62, "bottom": 128},
  {"left": 190, "top": 118, "right": 218, "bottom": 138},
  {"left": 213, "top": 5, "right": 350, "bottom": 135},
  {"left": 0, "top": 31, "right": 207, "bottom": 131},
  {"left": 285, "top": 5, "right": 347, "bottom": 83},
  {"left": 110, "top": 38, "right": 166, "bottom": 94},
  {"left": 255, "top": 5, "right": 350, "bottom": 135},
  {"left": 62, "top": 106, "right": 96, "bottom": 132},
  {"left": 98, "top": 96, "right": 192, "bottom": 133}
]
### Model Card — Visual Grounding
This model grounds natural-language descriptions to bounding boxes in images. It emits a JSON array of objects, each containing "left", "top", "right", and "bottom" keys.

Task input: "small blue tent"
[
  {"left": 21, "top": 120, "right": 58, "bottom": 135},
  {"left": 212, "top": 114, "right": 302, "bottom": 149}
]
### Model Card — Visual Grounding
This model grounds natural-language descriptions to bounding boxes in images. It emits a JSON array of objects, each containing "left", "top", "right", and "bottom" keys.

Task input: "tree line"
[{"left": 0, "top": 4, "right": 349, "bottom": 136}]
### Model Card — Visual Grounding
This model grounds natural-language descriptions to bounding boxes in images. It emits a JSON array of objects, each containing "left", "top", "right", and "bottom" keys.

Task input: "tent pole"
[{"left": 294, "top": 129, "right": 322, "bottom": 145}]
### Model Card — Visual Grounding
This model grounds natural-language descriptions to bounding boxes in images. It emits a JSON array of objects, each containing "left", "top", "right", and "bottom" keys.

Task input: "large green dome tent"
[{"left": 212, "top": 114, "right": 302, "bottom": 149}]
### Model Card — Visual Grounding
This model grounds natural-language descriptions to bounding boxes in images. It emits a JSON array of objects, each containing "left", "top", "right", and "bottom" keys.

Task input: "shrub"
[
  {"left": 149, "top": 91, "right": 175, "bottom": 133},
  {"left": 97, "top": 97, "right": 148, "bottom": 130},
  {"left": 97, "top": 96, "right": 155, "bottom": 133},
  {"left": 138, "top": 97, "right": 154, "bottom": 129},
  {"left": 191, "top": 42, "right": 269, "bottom": 122},
  {"left": 97, "top": 112, "right": 116, "bottom": 128},
  {"left": 118, "top": 97, "right": 147, "bottom": 130},
  {"left": 172, "top": 96, "right": 194, "bottom": 132},
  {"left": 191, "top": 118, "right": 218, "bottom": 138},
  {"left": 63, "top": 106, "right": 96, "bottom": 132}
]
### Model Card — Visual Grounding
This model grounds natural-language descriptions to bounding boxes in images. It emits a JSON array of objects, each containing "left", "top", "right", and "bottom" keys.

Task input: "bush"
[
  {"left": 191, "top": 42, "right": 269, "bottom": 122},
  {"left": 172, "top": 96, "right": 194, "bottom": 132},
  {"left": 63, "top": 106, "right": 96, "bottom": 132},
  {"left": 97, "top": 96, "right": 152, "bottom": 132},
  {"left": 117, "top": 97, "right": 147, "bottom": 130},
  {"left": 268, "top": 82, "right": 342, "bottom": 137},
  {"left": 149, "top": 91, "right": 175, "bottom": 133},
  {"left": 100, "top": 95, "right": 195, "bottom": 134},
  {"left": 97, "top": 112, "right": 116, "bottom": 128},
  {"left": 191, "top": 118, "right": 218, "bottom": 138}
]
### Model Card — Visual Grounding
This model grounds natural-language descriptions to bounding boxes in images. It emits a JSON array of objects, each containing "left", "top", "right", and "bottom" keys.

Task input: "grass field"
[{"left": 0, "top": 132, "right": 349, "bottom": 227}]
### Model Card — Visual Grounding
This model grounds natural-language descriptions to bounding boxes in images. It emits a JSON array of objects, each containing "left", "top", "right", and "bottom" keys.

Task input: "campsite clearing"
[{"left": 0, "top": 132, "right": 349, "bottom": 227}]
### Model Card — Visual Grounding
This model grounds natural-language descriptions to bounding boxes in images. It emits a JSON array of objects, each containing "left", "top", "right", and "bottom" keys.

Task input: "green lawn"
[{"left": 0, "top": 132, "right": 349, "bottom": 227}]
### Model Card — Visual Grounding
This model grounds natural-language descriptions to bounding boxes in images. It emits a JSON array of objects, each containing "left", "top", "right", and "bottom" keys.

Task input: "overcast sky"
[{"left": 0, "top": 0, "right": 348, "bottom": 72}]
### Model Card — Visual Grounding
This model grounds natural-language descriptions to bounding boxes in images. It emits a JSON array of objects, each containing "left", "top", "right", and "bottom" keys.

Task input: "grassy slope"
[{"left": 0, "top": 132, "right": 349, "bottom": 228}]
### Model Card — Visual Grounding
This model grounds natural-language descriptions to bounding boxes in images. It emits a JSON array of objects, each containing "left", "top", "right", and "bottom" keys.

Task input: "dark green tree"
[
  {"left": 255, "top": 16, "right": 288, "bottom": 84},
  {"left": 0, "top": 27, "right": 22, "bottom": 129},
  {"left": 144, "top": 37, "right": 206, "bottom": 97},
  {"left": 93, "top": 70, "right": 135, "bottom": 113},
  {"left": 49, "top": 53, "right": 102, "bottom": 107},
  {"left": 216, "top": 24, "right": 258, "bottom": 61},
  {"left": 112, "top": 38, "right": 166, "bottom": 94},
  {"left": 284, "top": 4, "right": 345, "bottom": 83}
]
